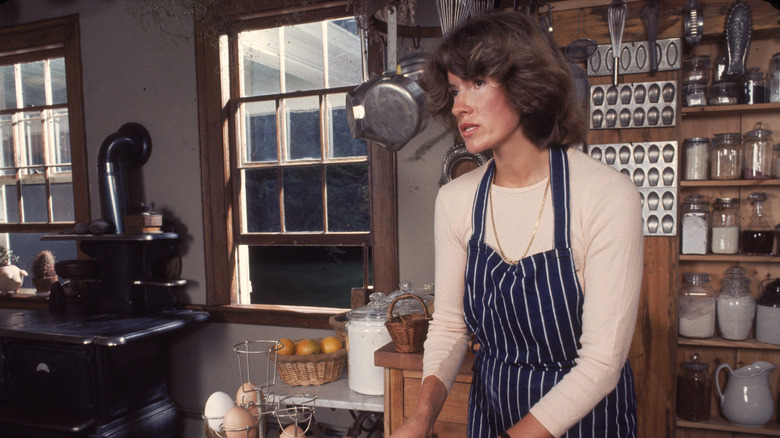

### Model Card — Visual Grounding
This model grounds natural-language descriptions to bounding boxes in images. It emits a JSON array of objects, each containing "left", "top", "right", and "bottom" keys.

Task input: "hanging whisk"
[
  {"left": 436, "top": 0, "right": 472, "bottom": 34},
  {"left": 471, "top": 0, "right": 492, "bottom": 17},
  {"left": 608, "top": 0, "right": 627, "bottom": 85}
]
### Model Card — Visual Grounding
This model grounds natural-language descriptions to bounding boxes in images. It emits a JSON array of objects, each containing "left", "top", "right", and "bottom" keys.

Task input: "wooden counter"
[{"left": 375, "top": 342, "right": 474, "bottom": 436}]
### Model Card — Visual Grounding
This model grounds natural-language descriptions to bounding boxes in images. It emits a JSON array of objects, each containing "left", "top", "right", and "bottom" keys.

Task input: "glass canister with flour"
[
  {"left": 717, "top": 266, "right": 755, "bottom": 341},
  {"left": 679, "top": 272, "right": 716, "bottom": 339},
  {"left": 681, "top": 194, "right": 710, "bottom": 255},
  {"left": 710, "top": 198, "right": 740, "bottom": 254},
  {"left": 345, "top": 292, "right": 392, "bottom": 395}
]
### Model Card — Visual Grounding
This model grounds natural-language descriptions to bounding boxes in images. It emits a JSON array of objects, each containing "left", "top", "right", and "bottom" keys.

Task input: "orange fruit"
[
  {"left": 319, "top": 336, "right": 343, "bottom": 354},
  {"left": 277, "top": 338, "right": 296, "bottom": 356},
  {"left": 295, "top": 338, "right": 320, "bottom": 355}
]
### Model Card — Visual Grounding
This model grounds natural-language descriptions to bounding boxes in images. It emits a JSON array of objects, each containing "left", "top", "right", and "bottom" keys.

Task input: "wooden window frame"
[{"left": 194, "top": 0, "right": 398, "bottom": 328}]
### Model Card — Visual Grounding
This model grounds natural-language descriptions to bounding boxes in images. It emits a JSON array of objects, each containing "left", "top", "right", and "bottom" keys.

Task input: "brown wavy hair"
[{"left": 421, "top": 10, "right": 586, "bottom": 149}]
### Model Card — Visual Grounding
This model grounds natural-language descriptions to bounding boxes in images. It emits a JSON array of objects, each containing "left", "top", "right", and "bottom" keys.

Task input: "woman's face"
[{"left": 448, "top": 72, "right": 523, "bottom": 155}]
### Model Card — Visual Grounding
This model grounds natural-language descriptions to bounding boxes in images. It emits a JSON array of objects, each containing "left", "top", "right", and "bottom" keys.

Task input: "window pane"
[
  {"left": 0, "top": 116, "right": 13, "bottom": 171},
  {"left": 2, "top": 184, "right": 18, "bottom": 223},
  {"left": 245, "top": 168, "right": 280, "bottom": 232},
  {"left": 20, "top": 181, "right": 46, "bottom": 223},
  {"left": 284, "top": 96, "right": 320, "bottom": 161},
  {"left": 9, "top": 232, "right": 77, "bottom": 289},
  {"left": 20, "top": 61, "right": 45, "bottom": 107},
  {"left": 50, "top": 58, "right": 67, "bottom": 105},
  {"left": 284, "top": 22, "right": 324, "bottom": 92},
  {"left": 50, "top": 110, "right": 71, "bottom": 171},
  {"left": 243, "top": 101, "right": 278, "bottom": 163},
  {"left": 247, "top": 245, "right": 363, "bottom": 308},
  {"left": 51, "top": 182, "right": 74, "bottom": 222},
  {"left": 327, "top": 19, "right": 363, "bottom": 87},
  {"left": 239, "top": 28, "right": 281, "bottom": 96},
  {"left": 327, "top": 93, "right": 366, "bottom": 158},
  {"left": 0, "top": 66, "right": 15, "bottom": 110},
  {"left": 20, "top": 112, "right": 43, "bottom": 171},
  {"left": 283, "top": 166, "right": 322, "bottom": 231},
  {"left": 327, "top": 163, "right": 369, "bottom": 232}
]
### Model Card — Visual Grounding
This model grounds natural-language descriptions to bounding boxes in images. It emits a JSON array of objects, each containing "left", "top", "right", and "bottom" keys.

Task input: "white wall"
[{"left": 0, "top": 0, "right": 447, "bottom": 434}]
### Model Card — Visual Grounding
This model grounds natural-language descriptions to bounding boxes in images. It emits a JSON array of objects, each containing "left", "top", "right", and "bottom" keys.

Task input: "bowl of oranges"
[{"left": 274, "top": 336, "right": 346, "bottom": 386}]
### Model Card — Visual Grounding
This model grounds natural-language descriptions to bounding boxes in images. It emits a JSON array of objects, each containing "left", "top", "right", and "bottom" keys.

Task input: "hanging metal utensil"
[
  {"left": 724, "top": 0, "right": 752, "bottom": 78},
  {"left": 642, "top": 0, "right": 660, "bottom": 72},
  {"left": 608, "top": 0, "right": 627, "bottom": 85},
  {"left": 565, "top": 9, "right": 598, "bottom": 62},
  {"left": 471, "top": 0, "right": 492, "bottom": 17},
  {"left": 683, "top": 0, "right": 703, "bottom": 46},
  {"left": 436, "top": 0, "right": 472, "bottom": 34}
]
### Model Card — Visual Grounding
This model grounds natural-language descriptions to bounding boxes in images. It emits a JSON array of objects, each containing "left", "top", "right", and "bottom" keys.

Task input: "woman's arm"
[{"left": 388, "top": 376, "right": 449, "bottom": 438}]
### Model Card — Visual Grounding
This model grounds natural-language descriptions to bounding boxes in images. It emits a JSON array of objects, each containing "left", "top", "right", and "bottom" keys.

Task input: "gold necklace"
[{"left": 489, "top": 173, "right": 550, "bottom": 265}]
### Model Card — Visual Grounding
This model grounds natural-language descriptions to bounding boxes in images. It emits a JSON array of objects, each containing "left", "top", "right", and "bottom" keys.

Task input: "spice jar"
[
  {"left": 679, "top": 272, "right": 716, "bottom": 338},
  {"left": 711, "top": 198, "right": 740, "bottom": 254},
  {"left": 743, "top": 122, "right": 774, "bottom": 179},
  {"left": 757, "top": 278, "right": 780, "bottom": 345},
  {"left": 742, "top": 67, "right": 768, "bottom": 104},
  {"left": 683, "top": 137, "right": 710, "bottom": 180},
  {"left": 677, "top": 353, "right": 711, "bottom": 421},
  {"left": 716, "top": 266, "right": 755, "bottom": 341},
  {"left": 769, "top": 52, "right": 780, "bottom": 103},
  {"left": 710, "top": 133, "right": 742, "bottom": 180},
  {"left": 681, "top": 194, "right": 710, "bottom": 255}
]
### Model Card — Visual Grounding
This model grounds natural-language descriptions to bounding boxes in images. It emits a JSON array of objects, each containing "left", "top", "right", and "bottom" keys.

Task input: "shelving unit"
[{"left": 676, "top": 33, "right": 780, "bottom": 434}]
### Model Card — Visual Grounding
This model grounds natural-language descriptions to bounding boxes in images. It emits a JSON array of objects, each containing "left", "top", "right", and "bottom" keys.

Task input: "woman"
[{"left": 391, "top": 10, "right": 643, "bottom": 438}]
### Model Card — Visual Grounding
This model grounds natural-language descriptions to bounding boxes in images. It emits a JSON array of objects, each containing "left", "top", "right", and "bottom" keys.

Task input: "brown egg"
[
  {"left": 222, "top": 406, "right": 255, "bottom": 438},
  {"left": 235, "top": 382, "right": 259, "bottom": 415},
  {"left": 282, "top": 423, "right": 305, "bottom": 437}
]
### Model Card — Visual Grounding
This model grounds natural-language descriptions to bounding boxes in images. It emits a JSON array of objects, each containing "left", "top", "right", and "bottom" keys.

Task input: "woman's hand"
[{"left": 388, "top": 376, "right": 449, "bottom": 438}]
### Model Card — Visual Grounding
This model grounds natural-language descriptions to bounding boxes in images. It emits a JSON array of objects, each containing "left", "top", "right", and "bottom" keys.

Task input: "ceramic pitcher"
[{"left": 715, "top": 361, "right": 777, "bottom": 427}]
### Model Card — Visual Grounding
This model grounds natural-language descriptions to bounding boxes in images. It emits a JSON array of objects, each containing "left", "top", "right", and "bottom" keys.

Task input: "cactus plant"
[
  {"left": 0, "top": 246, "right": 19, "bottom": 267},
  {"left": 32, "top": 250, "right": 56, "bottom": 279}
]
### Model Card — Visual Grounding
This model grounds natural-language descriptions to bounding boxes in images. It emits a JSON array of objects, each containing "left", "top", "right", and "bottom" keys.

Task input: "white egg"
[{"left": 204, "top": 391, "right": 235, "bottom": 431}]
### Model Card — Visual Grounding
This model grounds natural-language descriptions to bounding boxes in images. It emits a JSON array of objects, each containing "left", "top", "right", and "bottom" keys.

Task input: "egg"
[
  {"left": 203, "top": 391, "right": 235, "bottom": 431},
  {"left": 282, "top": 423, "right": 305, "bottom": 437},
  {"left": 235, "top": 381, "right": 260, "bottom": 415},
  {"left": 222, "top": 406, "right": 255, "bottom": 438}
]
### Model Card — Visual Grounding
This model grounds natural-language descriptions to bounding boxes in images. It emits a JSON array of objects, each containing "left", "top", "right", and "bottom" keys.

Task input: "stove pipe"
[{"left": 97, "top": 123, "right": 152, "bottom": 234}]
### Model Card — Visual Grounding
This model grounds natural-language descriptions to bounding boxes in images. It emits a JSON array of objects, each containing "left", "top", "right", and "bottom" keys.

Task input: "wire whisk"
[{"left": 436, "top": 0, "right": 472, "bottom": 34}]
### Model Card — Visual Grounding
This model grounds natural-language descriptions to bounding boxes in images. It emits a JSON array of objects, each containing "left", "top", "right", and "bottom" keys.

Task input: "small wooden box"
[{"left": 122, "top": 214, "right": 163, "bottom": 233}]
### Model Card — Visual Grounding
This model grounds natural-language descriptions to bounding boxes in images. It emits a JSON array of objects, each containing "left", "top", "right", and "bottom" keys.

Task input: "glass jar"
[
  {"left": 743, "top": 122, "right": 774, "bottom": 179},
  {"left": 742, "top": 192, "right": 775, "bottom": 255},
  {"left": 683, "top": 137, "right": 710, "bottom": 180},
  {"left": 710, "top": 133, "right": 742, "bottom": 180},
  {"left": 679, "top": 272, "right": 716, "bottom": 338},
  {"left": 757, "top": 278, "right": 780, "bottom": 345},
  {"left": 774, "top": 144, "right": 780, "bottom": 178},
  {"left": 683, "top": 84, "right": 708, "bottom": 107},
  {"left": 717, "top": 266, "right": 755, "bottom": 340},
  {"left": 713, "top": 56, "right": 727, "bottom": 83},
  {"left": 710, "top": 198, "right": 740, "bottom": 254},
  {"left": 677, "top": 353, "right": 711, "bottom": 421},
  {"left": 681, "top": 194, "right": 710, "bottom": 255},
  {"left": 708, "top": 81, "right": 738, "bottom": 105},
  {"left": 683, "top": 55, "right": 711, "bottom": 85},
  {"left": 346, "top": 292, "right": 392, "bottom": 395},
  {"left": 769, "top": 52, "right": 780, "bottom": 103},
  {"left": 742, "top": 67, "right": 767, "bottom": 104}
]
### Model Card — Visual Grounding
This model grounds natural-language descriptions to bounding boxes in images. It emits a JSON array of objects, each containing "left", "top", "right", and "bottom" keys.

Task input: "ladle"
[{"left": 565, "top": 9, "right": 597, "bottom": 62}]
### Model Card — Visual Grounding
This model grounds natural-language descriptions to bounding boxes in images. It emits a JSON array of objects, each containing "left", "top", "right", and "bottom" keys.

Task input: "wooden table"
[{"left": 374, "top": 342, "right": 474, "bottom": 436}]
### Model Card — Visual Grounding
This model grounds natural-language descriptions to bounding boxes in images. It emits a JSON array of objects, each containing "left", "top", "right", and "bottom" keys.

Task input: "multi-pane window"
[{"left": 224, "top": 17, "right": 370, "bottom": 308}]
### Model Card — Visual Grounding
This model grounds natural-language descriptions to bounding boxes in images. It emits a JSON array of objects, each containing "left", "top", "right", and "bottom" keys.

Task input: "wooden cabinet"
[{"left": 375, "top": 342, "right": 473, "bottom": 436}]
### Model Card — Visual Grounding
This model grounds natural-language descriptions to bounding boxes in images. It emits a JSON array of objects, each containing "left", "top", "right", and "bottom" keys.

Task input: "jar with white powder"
[
  {"left": 683, "top": 137, "right": 710, "bottom": 180},
  {"left": 681, "top": 194, "right": 710, "bottom": 255},
  {"left": 346, "top": 292, "right": 392, "bottom": 395},
  {"left": 710, "top": 197, "right": 740, "bottom": 254},
  {"left": 716, "top": 266, "right": 755, "bottom": 341},
  {"left": 679, "top": 272, "right": 716, "bottom": 338}
]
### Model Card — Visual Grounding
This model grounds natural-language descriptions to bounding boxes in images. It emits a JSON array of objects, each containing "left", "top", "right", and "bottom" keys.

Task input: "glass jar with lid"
[
  {"left": 346, "top": 292, "right": 392, "bottom": 395},
  {"left": 742, "top": 192, "right": 775, "bottom": 255},
  {"left": 743, "top": 122, "right": 774, "bottom": 179},
  {"left": 682, "top": 137, "right": 710, "bottom": 181},
  {"left": 683, "top": 55, "right": 711, "bottom": 85},
  {"left": 742, "top": 67, "right": 767, "bottom": 104},
  {"left": 716, "top": 265, "right": 755, "bottom": 340},
  {"left": 769, "top": 52, "right": 780, "bottom": 103},
  {"left": 710, "top": 198, "right": 740, "bottom": 254},
  {"left": 710, "top": 133, "right": 742, "bottom": 180},
  {"left": 681, "top": 194, "right": 710, "bottom": 255},
  {"left": 709, "top": 81, "right": 738, "bottom": 105},
  {"left": 677, "top": 353, "right": 711, "bottom": 421},
  {"left": 679, "top": 272, "right": 716, "bottom": 338}
]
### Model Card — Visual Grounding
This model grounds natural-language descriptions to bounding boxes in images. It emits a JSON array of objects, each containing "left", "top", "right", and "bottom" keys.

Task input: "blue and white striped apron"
[{"left": 463, "top": 147, "right": 637, "bottom": 437}]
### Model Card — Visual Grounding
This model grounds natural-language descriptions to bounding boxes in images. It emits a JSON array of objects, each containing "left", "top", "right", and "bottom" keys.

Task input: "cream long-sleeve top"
[{"left": 422, "top": 147, "right": 644, "bottom": 437}]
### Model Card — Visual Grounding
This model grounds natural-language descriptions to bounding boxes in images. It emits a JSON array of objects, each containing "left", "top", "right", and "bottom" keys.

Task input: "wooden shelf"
[
  {"left": 679, "top": 254, "right": 780, "bottom": 263},
  {"left": 678, "top": 335, "right": 780, "bottom": 351},
  {"left": 680, "top": 179, "right": 780, "bottom": 187},
  {"left": 677, "top": 417, "right": 780, "bottom": 436},
  {"left": 681, "top": 103, "right": 780, "bottom": 117}
]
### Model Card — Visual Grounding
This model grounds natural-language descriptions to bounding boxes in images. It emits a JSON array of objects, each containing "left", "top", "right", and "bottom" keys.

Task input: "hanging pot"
[{"left": 346, "top": 54, "right": 430, "bottom": 152}]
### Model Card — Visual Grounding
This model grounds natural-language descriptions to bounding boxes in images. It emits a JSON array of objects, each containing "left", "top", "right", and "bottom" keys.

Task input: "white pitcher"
[{"left": 715, "top": 361, "right": 777, "bottom": 427}]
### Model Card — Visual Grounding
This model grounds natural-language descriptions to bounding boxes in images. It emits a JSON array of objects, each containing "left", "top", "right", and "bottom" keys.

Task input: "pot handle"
[{"left": 715, "top": 362, "right": 731, "bottom": 402}]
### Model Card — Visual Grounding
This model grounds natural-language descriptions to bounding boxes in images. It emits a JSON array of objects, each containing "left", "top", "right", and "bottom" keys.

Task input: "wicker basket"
[
  {"left": 276, "top": 341, "right": 346, "bottom": 386},
  {"left": 385, "top": 294, "right": 431, "bottom": 353},
  {"left": 328, "top": 312, "right": 348, "bottom": 341}
]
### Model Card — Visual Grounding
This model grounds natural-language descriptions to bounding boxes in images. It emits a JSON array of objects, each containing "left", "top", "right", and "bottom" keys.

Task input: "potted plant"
[
  {"left": 0, "top": 246, "right": 26, "bottom": 295},
  {"left": 31, "top": 250, "right": 57, "bottom": 297}
]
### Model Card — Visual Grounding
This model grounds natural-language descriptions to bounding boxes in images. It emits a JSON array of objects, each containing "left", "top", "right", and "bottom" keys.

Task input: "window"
[
  {"left": 196, "top": 2, "right": 398, "bottom": 325},
  {"left": 0, "top": 16, "right": 88, "bottom": 290}
]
